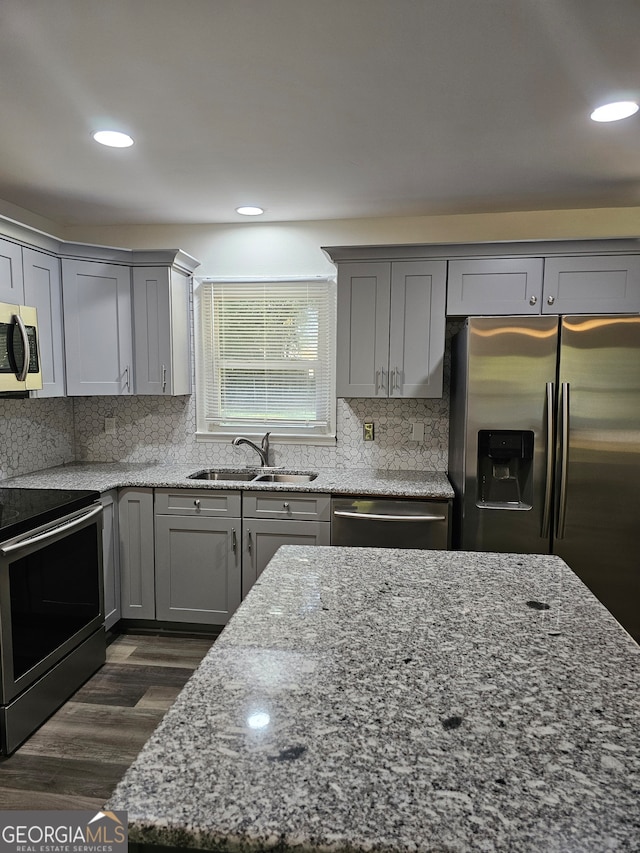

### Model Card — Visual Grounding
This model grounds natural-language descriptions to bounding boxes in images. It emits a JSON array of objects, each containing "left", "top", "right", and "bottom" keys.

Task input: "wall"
[
  {"left": 0, "top": 397, "right": 75, "bottom": 480},
  {"left": 72, "top": 319, "right": 461, "bottom": 472},
  {"left": 2, "top": 205, "right": 638, "bottom": 479}
]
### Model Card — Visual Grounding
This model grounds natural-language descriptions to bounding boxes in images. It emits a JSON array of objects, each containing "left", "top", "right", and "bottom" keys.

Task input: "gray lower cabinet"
[
  {"left": 119, "top": 488, "right": 156, "bottom": 619},
  {"left": 242, "top": 491, "right": 331, "bottom": 597},
  {"left": 242, "top": 519, "right": 330, "bottom": 598},
  {"left": 22, "top": 247, "right": 65, "bottom": 397},
  {"left": 154, "top": 489, "right": 242, "bottom": 625},
  {"left": 101, "top": 490, "right": 121, "bottom": 630}
]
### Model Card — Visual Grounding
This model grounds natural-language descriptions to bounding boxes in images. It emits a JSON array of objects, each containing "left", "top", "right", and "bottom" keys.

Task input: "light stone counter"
[
  {"left": 107, "top": 546, "right": 639, "bottom": 853},
  {"left": 1, "top": 462, "right": 454, "bottom": 500}
]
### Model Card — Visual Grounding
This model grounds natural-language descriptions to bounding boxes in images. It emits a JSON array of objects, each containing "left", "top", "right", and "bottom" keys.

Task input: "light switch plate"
[{"left": 363, "top": 422, "right": 375, "bottom": 441}]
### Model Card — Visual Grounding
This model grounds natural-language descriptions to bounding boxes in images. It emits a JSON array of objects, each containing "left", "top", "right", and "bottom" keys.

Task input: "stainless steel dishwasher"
[{"left": 331, "top": 497, "right": 451, "bottom": 549}]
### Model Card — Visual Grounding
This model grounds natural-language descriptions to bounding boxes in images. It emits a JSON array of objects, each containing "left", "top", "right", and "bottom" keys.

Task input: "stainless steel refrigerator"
[{"left": 448, "top": 314, "right": 640, "bottom": 643}]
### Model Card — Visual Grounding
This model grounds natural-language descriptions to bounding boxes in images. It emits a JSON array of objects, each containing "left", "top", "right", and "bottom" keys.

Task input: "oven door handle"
[
  {"left": 0, "top": 503, "right": 103, "bottom": 556},
  {"left": 333, "top": 510, "right": 446, "bottom": 522}
]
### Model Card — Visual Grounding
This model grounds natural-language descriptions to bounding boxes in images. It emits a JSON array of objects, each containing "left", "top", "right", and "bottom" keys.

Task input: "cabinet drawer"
[
  {"left": 243, "top": 491, "right": 331, "bottom": 521},
  {"left": 154, "top": 488, "right": 241, "bottom": 517}
]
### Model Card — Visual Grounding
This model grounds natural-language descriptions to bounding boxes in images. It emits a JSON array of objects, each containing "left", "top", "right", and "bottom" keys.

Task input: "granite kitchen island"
[{"left": 107, "top": 546, "right": 640, "bottom": 853}]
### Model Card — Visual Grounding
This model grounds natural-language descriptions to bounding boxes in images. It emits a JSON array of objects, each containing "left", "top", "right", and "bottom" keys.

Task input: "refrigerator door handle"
[
  {"left": 556, "top": 381, "right": 570, "bottom": 539},
  {"left": 541, "top": 381, "right": 555, "bottom": 538}
]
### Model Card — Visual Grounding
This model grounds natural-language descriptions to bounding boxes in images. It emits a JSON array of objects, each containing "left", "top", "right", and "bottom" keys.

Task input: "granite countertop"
[
  {"left": 1, "top": 462, "right": 454, "bottom": 500},
  {"left": 107, "top": 546, "right": 640, "bottom": 853}
]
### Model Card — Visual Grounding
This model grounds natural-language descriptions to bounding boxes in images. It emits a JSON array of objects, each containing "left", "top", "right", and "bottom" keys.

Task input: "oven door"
[
  {"left": 0, "top": 502, "right": 104, "bottom": 704},
  {"left": 0, "top": 302, "right": 42, "bottom": 392}
]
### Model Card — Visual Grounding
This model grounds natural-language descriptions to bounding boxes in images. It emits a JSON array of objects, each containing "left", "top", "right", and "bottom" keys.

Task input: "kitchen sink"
[
  {"left": 187, "top": 469, "right": 318, "bottom": 484},
  {"left": 253, "top": 473, "right": 318, "bottom": 483},
  {"left": 187, "top": 470, "right": 257, "bottom": 481}
]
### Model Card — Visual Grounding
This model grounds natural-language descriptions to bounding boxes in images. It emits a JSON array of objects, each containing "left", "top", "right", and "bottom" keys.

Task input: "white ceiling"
[{"left": 0, "top": 0, "right": 639, "bottom": 227}]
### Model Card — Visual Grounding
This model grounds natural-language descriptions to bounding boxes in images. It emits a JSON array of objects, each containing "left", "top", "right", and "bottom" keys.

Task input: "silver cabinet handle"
[
  {"left": 124, "top": 365, "right": 130, "bottom": 391},
  {"left": 247, "top": 529, "right": 252, "bottom": 554},
  {"left": 13, "top": 314, "right": 30, "bottom": 382},
  {"left": 232, "top": 527, "right": 237, "bottom": 554},
  {"left": 529, "top": 295, "right": 538, "bottom": 306},
  {"left": 547, "top": 295, "right": 556, "bottom": 305},
  {"left": 390, "top": 367, "right": 396, "bottom": 393},
  {"left": 541, "top": 382, "right": 555, "bottom": 538},
  {"left": 194, "top": 499, "right": 201, "bottom": 511},
  {"left": 333, "top": 510, "right": 446, "bottom": 522},
  {"left": 162, "top": 364, "right": 167, "bottom": 391},
  {"left": 556, "top": 382, "right": 570, "bottom": 539},
  {"left": 380, "top": 367, "right": 388, "bottom": 395},
  {"left": 375, "top": 369, "right": 381, "bottom": 392}
]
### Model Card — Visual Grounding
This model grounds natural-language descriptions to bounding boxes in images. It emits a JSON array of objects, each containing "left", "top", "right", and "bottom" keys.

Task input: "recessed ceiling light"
[
  {"left": 92, "top": 130, "right": 134, "bottom": 148},
  {"left": 590, "top": 101, "right": 639, "bottom": 122},
  {"left": 236, "top": 206, "right": 264, "bottom": 216}
]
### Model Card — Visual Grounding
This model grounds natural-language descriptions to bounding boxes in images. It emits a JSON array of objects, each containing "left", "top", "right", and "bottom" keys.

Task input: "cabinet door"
[
  {"left": 0, "top": 238, "right": 24, "bottom": 304},
  {"left": 62, "top": 259, "right": 133, "bottom": 395},
  {"left": 542, "top": 255, "right": 640, "bottom": 314},
  {"left": 242, "top": 519, "right": 330, "bottom": 597},
  {"left": 119, "top": 488, "right": 155, "bottom": 619},
  {"left": 155, "top": 515, "right": 241, "bottom": 624},
  {"left": 101, "top": 490, "right": 121, "bottom": 630},
  {"left": 336, "top": 262, "right": 391, "bottom": 397},
  {"left": 132, "top": 266, "right": 191, "bottom": 395},
  {"left": 22, "top": 247, "right": 65, "bottom": 397},
  {"left": 446, "top": 258, "right": 544, "bottom": 316},
  {"left": 389, "top": 260, "right": 446, "bottom": 397}
]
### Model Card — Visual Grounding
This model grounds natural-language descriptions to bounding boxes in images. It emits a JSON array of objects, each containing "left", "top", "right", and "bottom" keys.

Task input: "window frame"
[{"left": 194, "top": 276, "right": 337, "bottom": 445}]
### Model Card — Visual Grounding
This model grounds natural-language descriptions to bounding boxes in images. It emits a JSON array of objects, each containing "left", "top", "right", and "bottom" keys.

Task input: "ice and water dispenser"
[{"left": 477, "top": 430, "right": 534, "bottom": 508}]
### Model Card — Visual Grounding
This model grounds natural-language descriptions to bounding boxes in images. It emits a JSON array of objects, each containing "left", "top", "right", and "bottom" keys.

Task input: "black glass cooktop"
[{"left": 0, "top": 488, "right": 100, "bottom": 541}]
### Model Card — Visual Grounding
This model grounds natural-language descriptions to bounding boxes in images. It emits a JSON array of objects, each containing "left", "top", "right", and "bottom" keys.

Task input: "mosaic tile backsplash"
[{"left": 1, "top": 322, "right": 461, "bottom": 478}]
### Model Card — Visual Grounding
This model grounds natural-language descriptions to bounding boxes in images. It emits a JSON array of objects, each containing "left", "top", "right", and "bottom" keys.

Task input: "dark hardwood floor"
[{"left": 0, "top": 632, "right": 215, "bottom": 809}]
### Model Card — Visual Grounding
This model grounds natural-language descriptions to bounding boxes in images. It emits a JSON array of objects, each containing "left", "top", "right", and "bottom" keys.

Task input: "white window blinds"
[{"left": 197, "top": 279, "right": 336, "bottom": 437}]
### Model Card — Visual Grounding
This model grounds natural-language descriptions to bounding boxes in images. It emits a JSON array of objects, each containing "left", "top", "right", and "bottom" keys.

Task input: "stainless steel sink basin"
[
  {"left": 187, "top": 470, "right": 257, "bottom": 481},
  {"left": 187, "top": 469, "right": 318, "bottom": 484},
  {"left": 253, "top": 473, "right": 318, "bottom": 483}
]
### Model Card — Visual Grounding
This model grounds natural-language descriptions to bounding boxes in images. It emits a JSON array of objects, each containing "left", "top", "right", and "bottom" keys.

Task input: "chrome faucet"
[{"left": 232, "top": 432, "right": 271, "bottom": 467}]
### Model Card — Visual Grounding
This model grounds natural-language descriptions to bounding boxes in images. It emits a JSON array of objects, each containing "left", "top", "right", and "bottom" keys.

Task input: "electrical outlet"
[
  {"left": 411, "top": 421, "right": 425, "bottom": 442},
  {"left": 104, "top": 417, "right": 116, "bottom": 435},
  {"left": 363, "top": 422, "right": 375, "bottom": 441}
]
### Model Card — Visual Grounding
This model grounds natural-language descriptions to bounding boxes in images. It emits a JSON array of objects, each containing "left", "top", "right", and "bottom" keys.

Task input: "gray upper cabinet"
[
  {"left": 447, "top": 258, "right": 544, "bottom": 316},
  {"left": 542, "top": 255, "right": 640, "bottom": 314},
  {"left": 132, "top": 265, "right": 192, "bottom": 395},
  {"left": 22, "top": 247, "right": 65, "bottom": 397},
  {"left": 336, "top": 259, "right": 446, "bottom": 398},
  {"left": 62, "top": 259, "right": 133, "bottom": 395},
  {"left": 0, "top": 238, "right": 24, "bottom": 304},
  {"left": 447, "top": 254, "right": 640, "bottom": 316}
]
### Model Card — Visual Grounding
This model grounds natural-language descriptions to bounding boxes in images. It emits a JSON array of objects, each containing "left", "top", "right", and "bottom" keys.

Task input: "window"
[{"left": 195, "top": 278, "right": 336, "bottom": 442}]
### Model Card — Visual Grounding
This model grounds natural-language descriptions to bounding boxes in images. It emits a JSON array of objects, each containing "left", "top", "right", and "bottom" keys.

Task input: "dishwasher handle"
[{"left": 333, "top": 510, "right": 446, "bottom": 522}]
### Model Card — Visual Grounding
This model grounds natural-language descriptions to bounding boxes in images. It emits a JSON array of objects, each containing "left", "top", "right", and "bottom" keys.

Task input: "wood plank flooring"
[{"left": 0, "top": 632, "right": 216, "bottom": 810}]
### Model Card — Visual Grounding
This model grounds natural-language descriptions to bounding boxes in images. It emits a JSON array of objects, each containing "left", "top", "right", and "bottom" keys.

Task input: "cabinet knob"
[
  {"left": 194, "top": 499, "right": 201, "bottom": 510},
  {"left": 283, "top": 502, "right": 290, "bottom": 510},
  {"left": 529, "top": 295, "right": 538, "bottom": 306},
  {"left": 547, "top": 295, "right": 555, "bottom": 305}
]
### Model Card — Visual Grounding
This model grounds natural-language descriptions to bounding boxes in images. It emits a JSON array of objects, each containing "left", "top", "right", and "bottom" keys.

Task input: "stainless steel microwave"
[{"left": 0, "top": 301, "right": 42, "bottom": 393}]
